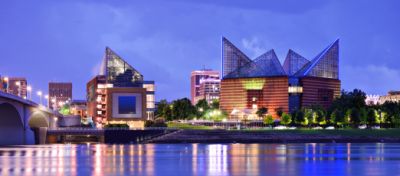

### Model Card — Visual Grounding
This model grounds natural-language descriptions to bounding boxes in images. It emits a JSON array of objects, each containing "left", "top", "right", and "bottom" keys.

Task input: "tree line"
[
  {"left": 155, "top": 89, "right": 400, "bottom": 128},
  {"left": 259, "top": 89, "right": 400, "bottom": 128},
  {"left": 155, "top": 98, "right": 225, "bottom": 121}
]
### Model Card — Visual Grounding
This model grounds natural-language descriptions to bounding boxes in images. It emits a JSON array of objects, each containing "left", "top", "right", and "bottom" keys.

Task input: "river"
[{"left": 0, "top": 143, "right": 399, "bottom": 175}]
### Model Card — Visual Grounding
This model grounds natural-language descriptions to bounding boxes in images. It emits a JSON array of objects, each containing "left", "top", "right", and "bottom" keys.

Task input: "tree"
[
  {"left": 59, "top": 104, "right": 71, "bottom": 115},
  {"left": 329, "top": 89, "right": 367, "bottom": 123},
  {"left": 263, "top": 115, "right": 274, "bottom": 126},
  {"left": 381, "top": 101, "right": 400, "bottom": 127},
  {"left": 204, "top": 109, "right": 227, "bottom": 122},
  {"left": 171, "top": 98, "right": 196, "bottom": 120},
  {"left": 280, "top": 113, "right": 291, "bottom": 126},
  {"left": 304, "top": 109, "right": 314, "bottom": 127},
  {"left": 315, "top": 108, "right": 326, "bottom": 125},
  {"left": 155, "top": 99, "right": 173, "bottom": 121},
  {"left": 294, "top": 110, "right": 305, "bottom": 126},
  {"left": 256, "top": 107, "right": 268, "bottom": 119},
  {"left": 367, "top": 108, "right": 377, "bottom": 127},
  {"left": 211, "top": 99, "right": 220, "bottom": 109},
  {"left": 275, "top": 107, "right": 284, "bottom": 118},
  {"left": 331, "top": 109, "right": 345, "bottom": 127},
  {"left": 360, "top": 108, "right": 368, "bottom": 125},
  {"left": 350, "top": 108, "right": 361, "bottom": 127},
  {"left": 195, "top": 99, "right": 209, "bottom": 118}
]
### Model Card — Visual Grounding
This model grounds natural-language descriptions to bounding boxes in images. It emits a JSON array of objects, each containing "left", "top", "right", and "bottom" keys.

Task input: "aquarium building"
[{"left": 220, "top": 37, "right": 341, "bottom": 119}]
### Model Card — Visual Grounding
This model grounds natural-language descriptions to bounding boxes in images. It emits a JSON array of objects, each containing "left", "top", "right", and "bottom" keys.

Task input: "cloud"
[
  {"left": 241, "top": 37, "right": 266, "bottom": 58},
  {"left": 341, "top": 64, "right": 400, "bottom": 95}
]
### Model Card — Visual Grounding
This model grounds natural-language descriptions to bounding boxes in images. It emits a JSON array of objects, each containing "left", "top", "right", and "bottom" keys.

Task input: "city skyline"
[{"left": 1, "top": 0, "right": 400, "bottom": 103}]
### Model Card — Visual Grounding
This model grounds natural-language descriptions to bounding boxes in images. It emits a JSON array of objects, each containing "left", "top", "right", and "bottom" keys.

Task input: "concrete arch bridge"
[{"left": 0, "top": 91, "right": 58, "bottom": 145}]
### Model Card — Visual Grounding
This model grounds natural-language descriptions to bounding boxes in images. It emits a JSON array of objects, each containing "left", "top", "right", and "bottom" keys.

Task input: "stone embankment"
[{"left": 149, "top": 129, "right": 400, "bottom": 143}]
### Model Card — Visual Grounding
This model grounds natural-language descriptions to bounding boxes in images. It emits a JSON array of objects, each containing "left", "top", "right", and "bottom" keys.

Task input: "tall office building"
[
  {"left": 198, "top": 78, "right": 220, "bottom": 104},
  {"left": 87, "top": 47, "right": 155, "bottom": 128},
  {"left": 190, "top": 69, "right": 220, "bottom": 105},
  {"left": 220, "top": 37, "right": 340, "bottom": 119},
  {"left": 48, "top": 82, "right": 73, "bottom": 110}
]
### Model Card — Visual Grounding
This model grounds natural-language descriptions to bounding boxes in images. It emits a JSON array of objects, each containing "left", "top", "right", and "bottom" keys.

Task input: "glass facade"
[
  {"left": 101, "top": 47, "right": 143, "bottom": 86},
  {"left": 222, "top": 38, "right": 339, "bottom": 80},
  {"left": 222, "top": 37, "right": 252, "bottom": 78},
  {"left": 224, "top": 50, "right": 286, "bottom": 79},
  {"left": 283, "top": 49, "right": 310, "bottom": 76},
  {"left": 296, "top": 40, "right": 339, "bottom": 79},
  {"left": 220, "top": 37, "right": 340, "bottom": 114}
]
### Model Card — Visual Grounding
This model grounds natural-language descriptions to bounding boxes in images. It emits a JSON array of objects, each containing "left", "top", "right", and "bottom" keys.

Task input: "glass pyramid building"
[
  {"left": 220, "top": 37, "right": 341, "bottom": 118},
  {"left": 100, "top": 47, "right": 144, "bottom": 87},
  {"left": 222, "top": 37, "right": 339, "bottom": 80}
]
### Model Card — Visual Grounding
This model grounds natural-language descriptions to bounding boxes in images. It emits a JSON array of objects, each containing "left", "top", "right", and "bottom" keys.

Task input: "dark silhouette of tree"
[{"left": 256, "top": 107, "right": 268, "bottom": 118}]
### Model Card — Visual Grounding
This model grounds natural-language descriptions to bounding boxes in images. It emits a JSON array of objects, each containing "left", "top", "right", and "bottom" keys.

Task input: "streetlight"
[
  {"left": 45, "top": 94, "right": 49, "bottom": 108},
  {"left": 3, "top": 77, "right": 8, "bottom": 93},
  {"left": 37, "top": 91, "right": 43, "bottom": 105},
  {"left": 51, "top": 97, "right": 56, "bottom": 110},
  {"left": 27, "top": 85, "right": 32, "bottom": 100}
]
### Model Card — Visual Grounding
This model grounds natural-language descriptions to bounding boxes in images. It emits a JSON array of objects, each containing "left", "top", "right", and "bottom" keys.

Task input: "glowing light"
[
  {"left": 288, "top": 86, "right": 303, "bottom": 93},
  {"left": 37, "top": 91, "right": 42, "bottom": 96},
  {"left": 27, "top": 86, "right": 32, "bottom": 91},
  {"left": 242, "top": 79, "right": 265, "bottom": 90}
]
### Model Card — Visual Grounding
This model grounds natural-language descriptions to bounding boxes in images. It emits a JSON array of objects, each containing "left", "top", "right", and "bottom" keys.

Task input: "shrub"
[
  {"left": 280, "top": 113, "right": 291, "bottom": 126},
  {"left": 145, "top": 118, "right": 167, "bottom": 128},
  {"left": 104, "top": 124, "right": 129, "bottom": 128},
  {"left": 263, "top": 115, "right": 274, "bottom": 126}
]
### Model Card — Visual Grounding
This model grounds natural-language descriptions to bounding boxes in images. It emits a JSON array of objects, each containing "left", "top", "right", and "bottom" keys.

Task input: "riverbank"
[{"left": 149, "top": 129, "right": 400, "bottom": 143}]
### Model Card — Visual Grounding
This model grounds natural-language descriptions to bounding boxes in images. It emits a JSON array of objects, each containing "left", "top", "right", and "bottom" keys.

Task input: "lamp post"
[
  {"left": 51, "top": 97, "right": 56, "bottom": 110},
  {"left": 45, "top": 95, "right": 49, "bottom": 108},
  {"left": 37, "top": 91, "right": 43, "bottom": 105},
  {"left": 3, "top": 77, "right": 9, "bottom": 93},
  {"left": 27, "top": 85, "right": 32, "bottom": 100}
]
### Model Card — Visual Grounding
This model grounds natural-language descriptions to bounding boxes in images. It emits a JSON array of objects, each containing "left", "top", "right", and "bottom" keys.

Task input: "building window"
[{"left": 288, "top": 86, "right": 303, "bottom": 93}]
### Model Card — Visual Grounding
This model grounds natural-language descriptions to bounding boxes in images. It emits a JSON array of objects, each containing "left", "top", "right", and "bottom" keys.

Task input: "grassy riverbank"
[{"left": 159, "top": 122, "right": 400, "bottom": 143}]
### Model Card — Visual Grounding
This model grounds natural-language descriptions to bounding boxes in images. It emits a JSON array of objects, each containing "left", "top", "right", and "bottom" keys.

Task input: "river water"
[{"left": 0, "top": 143, "right": 399, "bottom": 176}]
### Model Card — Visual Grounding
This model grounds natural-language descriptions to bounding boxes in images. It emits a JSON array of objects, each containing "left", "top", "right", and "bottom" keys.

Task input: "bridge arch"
[
  {"left": 29, "top": 111, "right": 49, "bottom": 128},
  {"left": 0, "top": 102, "right": 25, "bottom": 145}
]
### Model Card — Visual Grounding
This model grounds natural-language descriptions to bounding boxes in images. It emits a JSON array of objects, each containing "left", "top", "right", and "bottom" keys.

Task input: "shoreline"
[{"left": 148, "top": 129, "right": 400, "bottom": 144}]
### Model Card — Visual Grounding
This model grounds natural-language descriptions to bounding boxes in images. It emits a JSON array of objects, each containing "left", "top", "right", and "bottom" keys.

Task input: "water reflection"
[{"left": 0, "top": 143, "right": 400, "bottom": 175}]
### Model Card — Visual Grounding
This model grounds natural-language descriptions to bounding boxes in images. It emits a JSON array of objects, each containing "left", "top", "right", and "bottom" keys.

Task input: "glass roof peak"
[{"left": 221, "top": 38, "right": 339, "bottom": 79}]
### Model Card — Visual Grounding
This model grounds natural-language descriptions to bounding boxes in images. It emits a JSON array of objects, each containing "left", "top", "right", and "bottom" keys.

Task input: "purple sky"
[{"left": 1, "top": 0, "right": 400, "bottom": 103}]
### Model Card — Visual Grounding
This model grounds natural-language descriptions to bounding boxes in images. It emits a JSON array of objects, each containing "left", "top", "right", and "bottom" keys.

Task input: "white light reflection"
[
  {"left": 94, "top": 144, "right": 103, "bottom": 175},
  {"left": 207, "top": 144, "right": 228, "bottom": 176}
]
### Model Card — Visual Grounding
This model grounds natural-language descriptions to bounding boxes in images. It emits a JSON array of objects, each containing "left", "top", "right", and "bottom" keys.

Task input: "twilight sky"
[{"left": 1, "top": 0, "right": 400, "bottom": 103}]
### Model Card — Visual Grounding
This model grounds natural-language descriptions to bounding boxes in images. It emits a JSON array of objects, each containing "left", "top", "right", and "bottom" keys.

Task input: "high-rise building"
[
  {"left": 143, "top": 81, "right": 156, "bottom": 119},
  {"left": 190, "top": 69, "right": 219, "bottom": 104},
  {"left": 5, "top": 77, "right": 28, "bottom": 98},
  {"left": 48, "top": 82, "right": 72, "bottom": 110},
  {"left": 198, "top": 78, "right": 220, "bottom": 104},
  {"left": 220, "top": 37, "right": 340, "bottom": 119},
  {"left": 87, "top": 47, "right": 155, "bottom": 128}
]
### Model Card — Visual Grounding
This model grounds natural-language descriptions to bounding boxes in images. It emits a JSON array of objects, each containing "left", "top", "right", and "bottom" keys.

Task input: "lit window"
[
  {"left": 288, "top": 86, "right": 303, "bottom": 93},
  {"left": 252, "top": 104, "right": 257, "bottom": 109}
]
